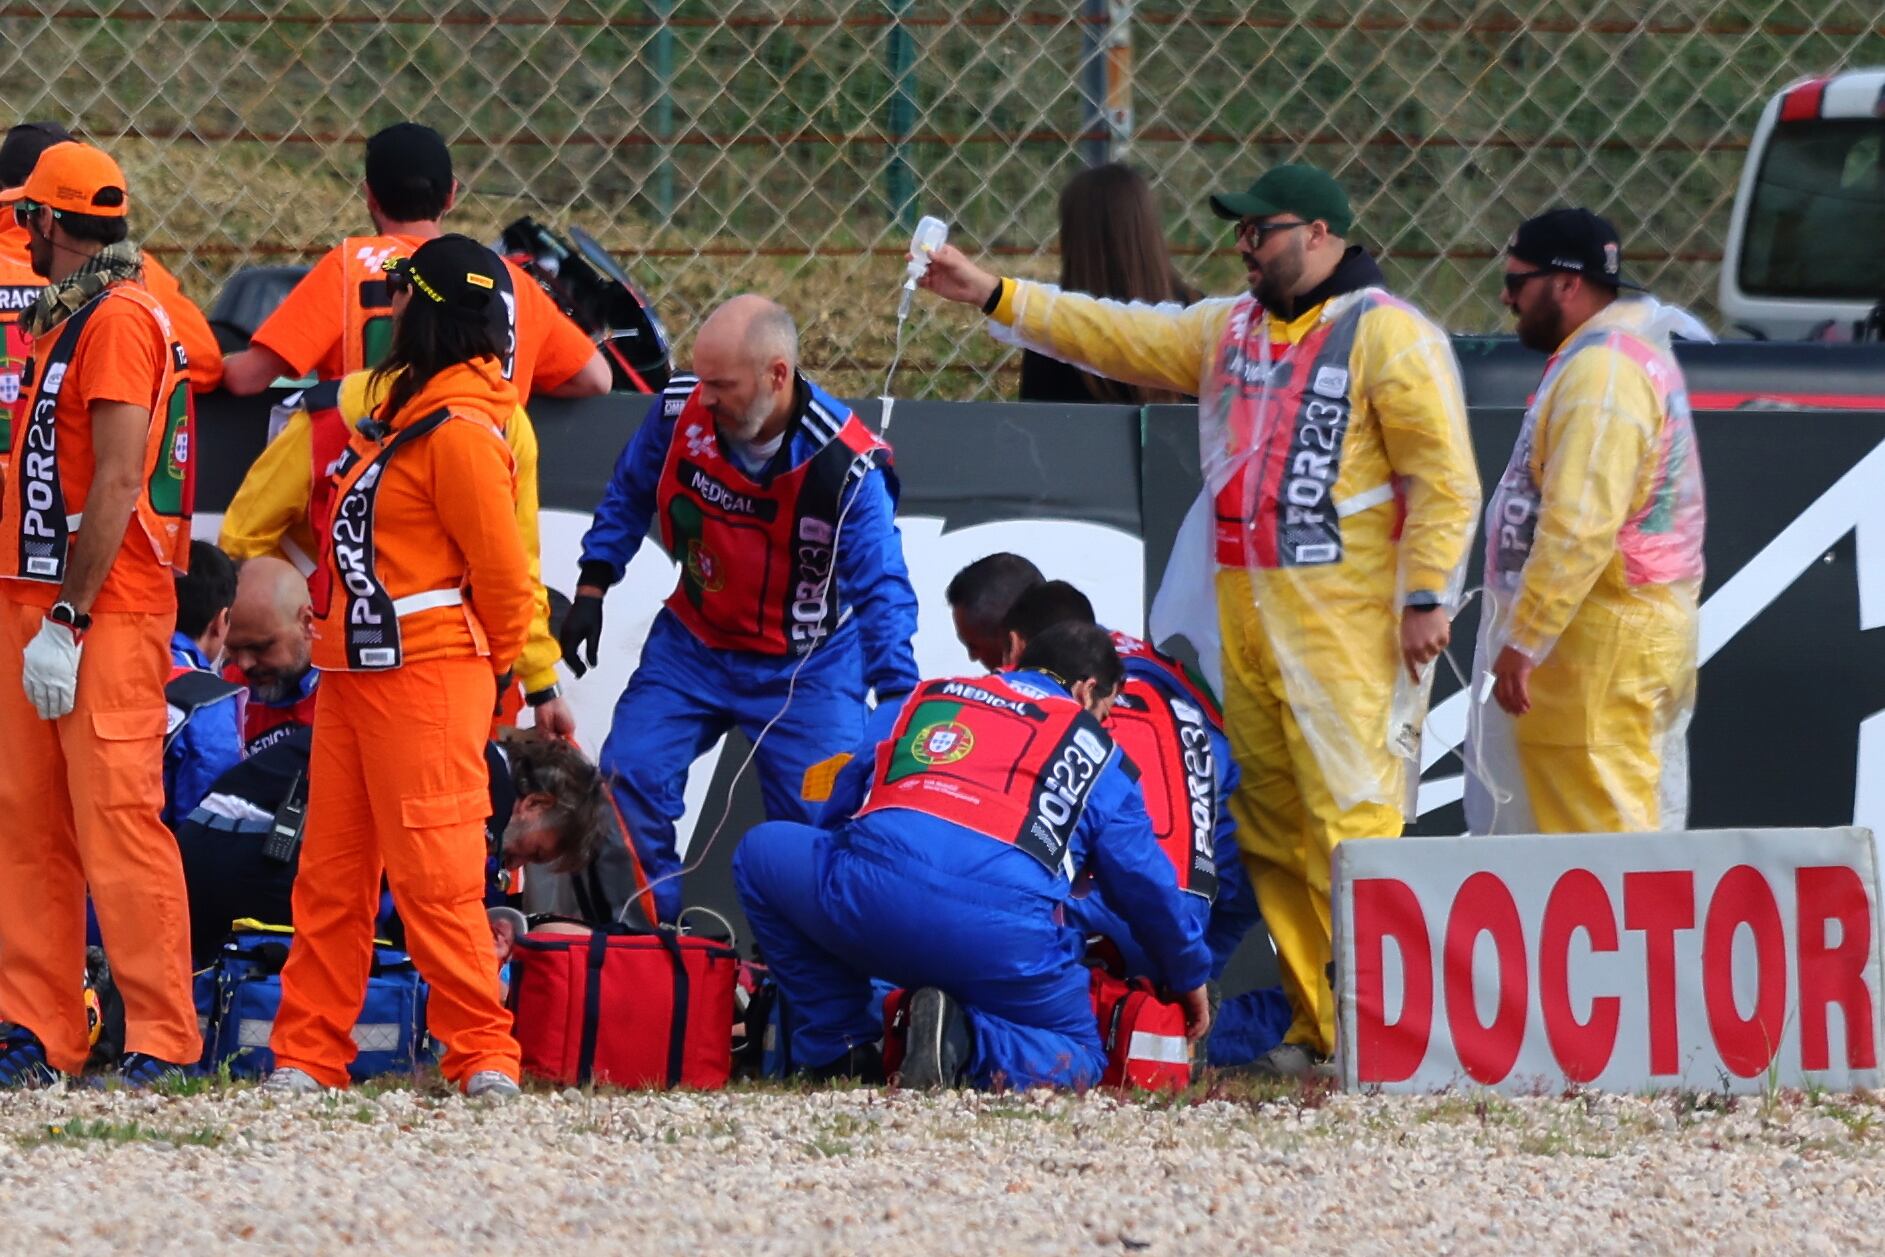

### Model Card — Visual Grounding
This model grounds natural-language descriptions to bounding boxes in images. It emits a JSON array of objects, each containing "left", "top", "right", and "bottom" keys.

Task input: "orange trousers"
[
  {"left": 0, "top": 596, "right": 201, "bottom": 1074},
  {"left": 269, "top": 657, "right": 518, "bottom": 1088}
]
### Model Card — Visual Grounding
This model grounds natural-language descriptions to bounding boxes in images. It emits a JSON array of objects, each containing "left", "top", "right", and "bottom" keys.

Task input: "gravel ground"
[{"left": 1, "top": 1080, "right": 1881, "bottom": 1254}]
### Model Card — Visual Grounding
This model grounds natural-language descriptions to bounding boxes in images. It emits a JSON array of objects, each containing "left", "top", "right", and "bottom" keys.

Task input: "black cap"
[
  {"left": 1506, "top": 207, "right": 1643, "bottom": 291},
  {"left": 0, "top": 121, "right": 73, "bottom": 190},
  {"left": 386, "top": 233, "right": 501, "bottom": 315},
  {"left": 363, "top": 122, "right": 452, "bottom": 207}
]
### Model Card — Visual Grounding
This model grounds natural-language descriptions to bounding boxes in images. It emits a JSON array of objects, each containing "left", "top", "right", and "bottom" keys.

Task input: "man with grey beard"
[{"left": 558, "top": 294, "right": 919, "bottom": 924}]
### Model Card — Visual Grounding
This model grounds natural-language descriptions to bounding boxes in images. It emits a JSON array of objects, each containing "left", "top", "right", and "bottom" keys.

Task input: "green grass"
[{"left": 16, "top": 1118, "right": 227, "bottom": 1150}]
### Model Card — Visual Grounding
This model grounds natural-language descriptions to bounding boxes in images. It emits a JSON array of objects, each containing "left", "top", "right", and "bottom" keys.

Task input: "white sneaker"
[
  {"left": 260, "top": 1066, "right": 328, "bottom": 1095},
  {"left": 465, "top": 1070, "right": 521, "bottom": 1101}
]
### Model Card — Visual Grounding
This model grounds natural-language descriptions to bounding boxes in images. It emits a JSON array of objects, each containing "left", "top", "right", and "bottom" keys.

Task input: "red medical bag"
[{"left": 508, "top": 925, "right": 738, "bottom": 1089}]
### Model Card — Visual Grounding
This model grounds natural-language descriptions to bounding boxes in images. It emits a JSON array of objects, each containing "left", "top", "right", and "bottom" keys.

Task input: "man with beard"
[
  {"left": 223, "top": 556, "right": 320, "bottom": 752},
  {"left": 0, "top": 142, "right": 200, "bottom": 1087},
  {"left": 0, "top": 121, "right": 222, "bottom": 399},
  {"left": 1466, "top": 209, "right": 1705, "bottom": 835},
  {"left": 559, "top": 294, "right": 919, "bottom": 923},
  {"left": 918, "top": 165, "right": 1481, "bottom": 1077}
]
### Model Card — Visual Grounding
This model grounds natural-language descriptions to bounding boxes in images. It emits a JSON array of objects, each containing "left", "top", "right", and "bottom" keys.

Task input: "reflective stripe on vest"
[
  {"left": 1211, "top": 293, "right": 1385, "bottom": 569},
  {"left": 855, "top": 676, "right": 1118, "bottom": 878},
  {"left": 654, "top": 381, "right": 888, "bottom": 656},
  {"left": 10, "top": 298, "right": 100, "bottom": 580},
  {"left": 1107, "top": 679, "right": 1218, "bottom": 901},
  {"left": 4, "top": 285, "right": 195, "bottom": 586},
  {"left": 322, "top": 408, "right": 454, "bottom": 670}
]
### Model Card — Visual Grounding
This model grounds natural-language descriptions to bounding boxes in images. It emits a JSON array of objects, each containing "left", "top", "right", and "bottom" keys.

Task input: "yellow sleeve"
[
  {"left": 1359, "top": 304, "right": 1482, "bottom": 604},
  {"left": 505, "top": 405, "right": 561, "bottom": 695},
  {"left": 219, "top": 409, "right": 316, "bottom": 562},
  {"left": 992, "top": 279, "right": 1235, "bottom": 397},
  {"left": 1507, "top": 347, "right": 1660, "bottom": 658}
]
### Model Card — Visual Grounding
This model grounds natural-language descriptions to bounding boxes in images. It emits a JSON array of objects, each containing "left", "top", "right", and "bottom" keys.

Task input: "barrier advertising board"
[{"left": 1334, "top": 828, "right": 1885, "bottom": 1093}]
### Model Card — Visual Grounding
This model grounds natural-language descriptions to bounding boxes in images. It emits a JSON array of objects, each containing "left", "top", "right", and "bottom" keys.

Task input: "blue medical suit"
[
  {"left": 164, "top": 634, "right": 245, "bottom": 832},
  {"left": 577, "top": 375, "right": 920, "bottom": 923},
  {"left": 1065, "top": 648, "right": 1291, "bottom": 1066},
  {"left": 734, "top": 671, "right": 1211, "bottom": 1090}
]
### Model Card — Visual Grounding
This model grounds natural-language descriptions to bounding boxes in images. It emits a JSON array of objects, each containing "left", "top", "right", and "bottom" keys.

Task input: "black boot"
[{"left": 897, "top": 988, "right": 971, "bottom": 1089}]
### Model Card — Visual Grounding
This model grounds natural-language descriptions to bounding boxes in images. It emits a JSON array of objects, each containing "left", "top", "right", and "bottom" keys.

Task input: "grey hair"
[{"left": 746, "top": 302, "right": 799, "bottom": 373}]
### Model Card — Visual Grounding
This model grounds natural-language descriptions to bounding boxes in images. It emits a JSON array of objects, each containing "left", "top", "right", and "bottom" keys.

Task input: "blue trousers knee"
[
  {"left": 601, "top": 610, "right": 867, "bottom": 923},
  {"left": 733, "top": 818, "right": 1106, "bottom": 1089}
]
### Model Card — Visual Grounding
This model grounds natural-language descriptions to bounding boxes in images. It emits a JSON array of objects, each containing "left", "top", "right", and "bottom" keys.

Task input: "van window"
[{"left": 1739, "top": 119, "right": 1885, "bottom": 300}]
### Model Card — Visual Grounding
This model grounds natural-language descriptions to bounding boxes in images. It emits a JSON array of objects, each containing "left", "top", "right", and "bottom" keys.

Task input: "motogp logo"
[
  {"left": 685, "top": 423, "right": 716, "bottom": 461},
  {"left": 912, "top": 720, "right": 974, "bottom": 766}
]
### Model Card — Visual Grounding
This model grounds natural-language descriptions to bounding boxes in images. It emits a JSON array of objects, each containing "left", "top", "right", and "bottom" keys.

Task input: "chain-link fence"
[{"left": 4, "top": 1, "right": 1880, "bottom": 398}]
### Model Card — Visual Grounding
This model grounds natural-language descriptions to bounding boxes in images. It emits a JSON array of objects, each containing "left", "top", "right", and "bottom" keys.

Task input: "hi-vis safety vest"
[
  {"left": 1487, "top": 327, "right": 1706, "bottom": 593},
  {"left": 653, "top": 379, "right": 888, "bottom": 656},
  {"left": 1209, "top": 291, "right": 1403, "bottom": 570},
  {"left": 1108, "top": 629, "right": 1222, "bottom": 725},
  {"left": 856, "top": 676, "right": 1123, "bottom": 879},
  {"left": 311, "top": 409, "right": 477, "bottom": 670},
  {"left": 0, "top": 284, "right": 193, "bottom": 584},
  {"left": 1106, "top": 679, "right": 1218, "bottom": 901},
  {"left": 339, "top": 238, "right": 520, "bottom": 381}
]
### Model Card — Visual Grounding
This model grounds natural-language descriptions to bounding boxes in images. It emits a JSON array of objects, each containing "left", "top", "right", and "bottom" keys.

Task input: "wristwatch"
[
  {"left": 524, "top": 683, "right": 563, "bottom": 707},
  {"left": 49, "top": 600, "right": 92, "bottom": 633}
]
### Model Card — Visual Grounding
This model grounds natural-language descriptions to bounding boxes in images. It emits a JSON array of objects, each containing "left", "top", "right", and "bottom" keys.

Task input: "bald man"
[
  {"left": 559, "top": 294, "right": 919, "bottom": 922},
  {"left": 223, "top": 557, "right": 320, "bottom": 753}
]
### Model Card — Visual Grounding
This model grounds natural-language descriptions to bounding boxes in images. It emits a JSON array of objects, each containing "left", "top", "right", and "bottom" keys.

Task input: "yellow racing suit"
[
  {"left": 1466, "top": 298, "right": 1704, "bottom": 836},
  {"left": 219, "top": 371, "right": 563, "bottom": 698},
  {"left": 987, "top": 248, "right": 1481, "bottom": 1053}
]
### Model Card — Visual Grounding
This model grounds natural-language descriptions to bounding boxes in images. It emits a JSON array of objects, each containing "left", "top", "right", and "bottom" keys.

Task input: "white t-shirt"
[{"left": 726, "top": 430, "right": 785, "bottom": 477}]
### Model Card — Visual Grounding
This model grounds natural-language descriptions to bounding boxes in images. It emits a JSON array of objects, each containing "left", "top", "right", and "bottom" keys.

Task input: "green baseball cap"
[{"left": 1209, "top": 164, "right": 1354, "bottom": 236}]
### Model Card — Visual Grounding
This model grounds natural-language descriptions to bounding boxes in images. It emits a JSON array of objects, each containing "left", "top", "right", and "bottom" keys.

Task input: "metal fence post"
[
  {"left": 649, "top": 0, "right": 676, "bottom": 222},
  {"left": 1079, "top": 0, "right": 1134, "bottom": 165},
  {"left": 885, "top": 0, "right": 916, "bottom": 230}
]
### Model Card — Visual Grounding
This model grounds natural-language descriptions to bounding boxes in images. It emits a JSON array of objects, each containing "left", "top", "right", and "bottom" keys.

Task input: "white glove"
[{"left": 22, "top": 617, "right": 83, "bottom": 720}]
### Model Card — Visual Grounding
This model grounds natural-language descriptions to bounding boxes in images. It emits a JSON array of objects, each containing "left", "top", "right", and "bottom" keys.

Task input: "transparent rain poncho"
[
  {"left": 993, "top": 280, "right": 1481, "bottom": 815},
  {"left": 1464, "top": 297, "right": 1708, "bottom": 835}
]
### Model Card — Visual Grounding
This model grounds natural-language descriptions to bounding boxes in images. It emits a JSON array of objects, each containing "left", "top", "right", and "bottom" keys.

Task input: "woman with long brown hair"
[
  {"left": 262, "top": 234, "right": 537, "bottom": 1099},
  {"left": 1019, "top": 162, "right": 1198, "bottom": 404}
]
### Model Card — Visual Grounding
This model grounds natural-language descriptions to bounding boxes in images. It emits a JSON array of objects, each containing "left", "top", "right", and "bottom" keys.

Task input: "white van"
[{"left": 1719, "top": 68, "right": 1885, "bottom": 340}]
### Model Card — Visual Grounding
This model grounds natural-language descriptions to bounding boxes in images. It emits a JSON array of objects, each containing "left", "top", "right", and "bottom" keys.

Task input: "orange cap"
[{"left": 19, "top": 142, "right": 129, "bottom": 218}]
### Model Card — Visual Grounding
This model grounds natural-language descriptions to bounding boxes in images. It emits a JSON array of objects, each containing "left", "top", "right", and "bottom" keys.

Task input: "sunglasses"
[
  {"left": 1503, "top": 269, "right": 1558, "bottom": 296},
  {"left": 10, "top": 198, "right": 49, "bottom": 229},
  {"left": 1235, "top": 218, "right": 1310, "bottom": 248}
]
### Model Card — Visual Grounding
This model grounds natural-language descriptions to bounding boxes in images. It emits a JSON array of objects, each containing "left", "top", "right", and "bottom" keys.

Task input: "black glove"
[
  {"left": 493, "top": 669, "right": 514, "bottom": 717},
  {"left": 559, "top": 593, "right": 605, "bottom": 678}
]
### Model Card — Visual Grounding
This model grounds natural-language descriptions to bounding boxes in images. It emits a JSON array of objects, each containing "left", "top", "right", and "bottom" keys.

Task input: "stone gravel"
[{"left": 0, "top": 1081, "right": 1880, "bottom": 1254}]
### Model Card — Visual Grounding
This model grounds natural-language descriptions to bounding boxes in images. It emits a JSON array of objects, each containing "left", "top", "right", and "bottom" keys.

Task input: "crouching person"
[{"left": 733, "top": 621, "right": 1211, "bottom": 1090}]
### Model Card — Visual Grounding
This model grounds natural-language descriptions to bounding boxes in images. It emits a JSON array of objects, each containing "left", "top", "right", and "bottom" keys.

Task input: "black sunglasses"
[
  {"left": 1235, "top": 218, "right": 1310, "bottom": 248},
  {"left": 1503, "top": 269, "right": 1558, "bottom": 296}
]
